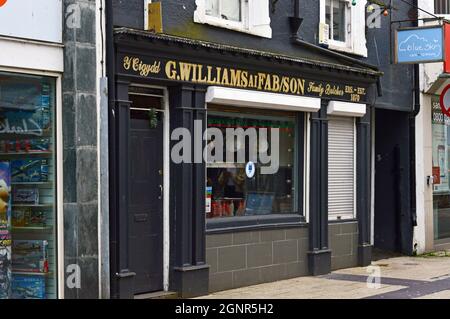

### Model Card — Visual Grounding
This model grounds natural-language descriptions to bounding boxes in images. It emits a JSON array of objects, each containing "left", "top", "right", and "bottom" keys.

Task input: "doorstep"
[{"left": 134, "top": 291, "right": 179, "bottom": 299}]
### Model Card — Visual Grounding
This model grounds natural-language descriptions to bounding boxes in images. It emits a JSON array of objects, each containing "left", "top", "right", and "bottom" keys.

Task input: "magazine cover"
[
  {"left": 0, "top": 162, "right": 11, "bottom": 299},
  {"left": 11, "top": 240, "right": 48, "bottom": 273},
  {"left": 11, "top": 274, "right": 45, "bottom": 299}
]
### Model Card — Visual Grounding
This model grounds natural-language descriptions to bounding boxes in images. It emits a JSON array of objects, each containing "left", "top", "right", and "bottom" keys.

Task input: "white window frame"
[
  {"left": 194, "top": 0, "right": 272, "bottom": 38},
  {"left": 320, "top": 0, "right": 368, "bottom": 57}
]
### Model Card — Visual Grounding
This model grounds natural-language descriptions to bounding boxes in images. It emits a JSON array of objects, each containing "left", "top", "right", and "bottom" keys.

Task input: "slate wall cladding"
[
  {"left": 62, "top": 0, "right": 99, "bottom": 299},
  {"left": 206, "top": 227, "right": 309, "bottom": 293},
  {"left": 206, "top": 222, "right": 358, "bottom": 292},
  {"left": 329, "top": 222, "right": 359, "bottom": 271}
]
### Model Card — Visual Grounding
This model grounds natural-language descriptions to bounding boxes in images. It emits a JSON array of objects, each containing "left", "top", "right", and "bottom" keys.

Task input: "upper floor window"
[
  {"left": 206, "top": 0, "right": 242, "bottom": 22},
  {"left": 319, "top": 0, "right": 368, "bottom": 57},
  {"left": 435, "top": 0, "right": 450, "bottom": 14},
  {"left": 194, "top": 0, "right": 272, "bottom": 38},
  {"left": 326, "top": 0, "right": 349, "bottom": 43}
]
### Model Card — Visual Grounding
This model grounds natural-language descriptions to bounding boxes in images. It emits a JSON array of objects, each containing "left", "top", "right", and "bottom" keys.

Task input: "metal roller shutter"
[{"left": 328, "top": 116, "right": 356, "bottom": 220}]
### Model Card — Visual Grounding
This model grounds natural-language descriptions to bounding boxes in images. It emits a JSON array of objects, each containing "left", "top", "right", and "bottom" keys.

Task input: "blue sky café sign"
[{"left": 395, "top": 26, "right": 444, "bottom": 64}]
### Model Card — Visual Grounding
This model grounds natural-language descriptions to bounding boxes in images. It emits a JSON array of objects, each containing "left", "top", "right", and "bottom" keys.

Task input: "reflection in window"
[
  {"left": 206, "top": 109, "right": 298, "bottom": 219},
  {"left": 431, "top": 97, "right": 450, "bottom": 240},
  {"left": 326, "top": 0, "right": 348, "bottom": 43},
  {"left": 0, "top": 72, "right": 56, "bottom": 299},
  {"left": 206, "top": 0, "right": 242, "bottom": 22}
]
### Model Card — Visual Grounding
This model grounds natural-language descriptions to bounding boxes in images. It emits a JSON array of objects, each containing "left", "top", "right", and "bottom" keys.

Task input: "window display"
[
  {"left": 206, "top": 107, "right": 298, "bottom": 219},
  {"left": 432, "top": 96, "right": 450, "bottom": 240},
  {"left": 0, "top": 72, "right": 56, "bottom": 299}
]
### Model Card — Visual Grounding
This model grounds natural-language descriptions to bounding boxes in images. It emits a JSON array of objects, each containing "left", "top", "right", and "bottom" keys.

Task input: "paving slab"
[{"left": 198, "top": 256, "right": 450, "bottom": 299}]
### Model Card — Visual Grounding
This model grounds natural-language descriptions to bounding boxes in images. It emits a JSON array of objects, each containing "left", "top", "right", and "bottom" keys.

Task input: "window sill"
[
  {"left": 206, "top": 214, "right": 306, "bottom": 234},
  {"left": 328, "top": 218, "right": 357, "bottom": 224},
  {"left": 193, "top": 14, "right": 272, "bottom": 39},
  {"left": 327, "top": 42, "right": 367, "bottom": 58}
]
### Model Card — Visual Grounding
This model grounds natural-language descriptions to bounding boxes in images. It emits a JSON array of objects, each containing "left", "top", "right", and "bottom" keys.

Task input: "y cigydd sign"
[
  {"left": 395, "top": 26, "right": 444, "bottom": 64},
  {"left": 440, "top": 84, "right": 450, "bottom": 117}
]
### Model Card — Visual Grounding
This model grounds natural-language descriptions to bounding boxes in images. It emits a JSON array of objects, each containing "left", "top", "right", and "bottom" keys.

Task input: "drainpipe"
[
  {"left": 410, "top": 0, "right": 421, "bottom": 233},
  {"left": 105, "top": 0, "right": 117, "bottom": 298}
]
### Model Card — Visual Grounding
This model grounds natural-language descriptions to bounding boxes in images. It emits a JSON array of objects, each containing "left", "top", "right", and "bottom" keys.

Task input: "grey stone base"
[
  {"left": 308, "top": 249, "right": 331, "bottom": 276},
  {"left": 172, "top": 265, "right": 210, "bottom": 298},
  {"left": 358, "top": 244, "right": 372, "bottom": 267}
]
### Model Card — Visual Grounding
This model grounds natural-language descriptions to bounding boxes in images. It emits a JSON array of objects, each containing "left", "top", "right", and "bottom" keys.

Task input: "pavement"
[{"left": 199, "top": 254, "right": 450, "bottom": 299}]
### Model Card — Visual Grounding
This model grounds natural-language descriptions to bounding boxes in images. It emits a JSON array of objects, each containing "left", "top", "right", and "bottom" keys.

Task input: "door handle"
[{"left": 158, "top": 185, "right": 163, "bottom": 200}]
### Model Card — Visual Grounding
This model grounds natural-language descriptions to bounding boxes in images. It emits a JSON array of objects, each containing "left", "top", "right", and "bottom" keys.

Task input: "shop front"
[
  {"left": 0, "top": 0, "right": 63, "bottom": 300},
  {"left": 109, "top": 28, "right": 380, "bottom": 298},
  {"left": 430, "top": 95, "right": 450, "bottom": 246}
]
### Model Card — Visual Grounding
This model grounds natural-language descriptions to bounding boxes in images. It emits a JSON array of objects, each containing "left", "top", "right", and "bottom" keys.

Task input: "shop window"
[
  {"left": 0, "top": 72, "right": 57, "bottom": 299},
  {"left": 328, "top": 116, "right": 356, "bottom": 221},
  {"left": 431, "top": 97, "right": 450, "bottom": 240},
  {"left": 194, "top": 0, "right": 272, "bottom": 38},
  {"left": 206, "top": 107, "right": 301, "bottom": 225},
  {"left": 319, "top": 0, "right": 367, "bottom": 57}
]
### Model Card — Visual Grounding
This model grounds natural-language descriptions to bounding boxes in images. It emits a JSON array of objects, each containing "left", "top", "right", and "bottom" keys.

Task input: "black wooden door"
[{"left": 128, "top": 109, "right": 164, "bottom": 294}]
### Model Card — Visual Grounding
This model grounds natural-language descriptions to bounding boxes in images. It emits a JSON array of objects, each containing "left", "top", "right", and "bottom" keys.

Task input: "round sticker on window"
[{"left": 245, "top": 161, "right": 256, "bottom": 179}]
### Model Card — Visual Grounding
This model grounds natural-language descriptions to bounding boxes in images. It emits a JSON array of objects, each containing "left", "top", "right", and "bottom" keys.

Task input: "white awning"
[
  {"left": 205, "top": 86, "right": 321, "bottom": 112},
  {"left": 327, "top": 101, "right": 366, "bottom": 117}
]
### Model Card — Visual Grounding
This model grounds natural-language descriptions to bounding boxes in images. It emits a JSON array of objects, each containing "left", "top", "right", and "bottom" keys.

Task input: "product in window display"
[
  {"left": 11, "top": 274, "right": 45, "bottom": 299},
  {"left": 0, "top": 163, "right": 11, "bottom": 228},
  {"left": 12, "top": 188, "right": 39, "bottom": 205},
  {"left": 0, "top": 162, "right": 12, "bottom": 299},
  {"left": 11, "top": 240, "right": 48, "bottom": 273},
  {"left": 245, "top": 192, "right": 275, "bottom": 216},
  {"left": 1, "top": 138, "right": 52, "bottom": 154},
  {"left": 12, "top": 209, "right": 46, "bottom": 228},
  {"left": 11, "top": 159, "right": 49, "bottom": 183},
  {"left": 0, "top": 240, "right": 11, "bottom": 299},
  {"left": 218, "top": 168, "right": 246, "bottom": 198}
]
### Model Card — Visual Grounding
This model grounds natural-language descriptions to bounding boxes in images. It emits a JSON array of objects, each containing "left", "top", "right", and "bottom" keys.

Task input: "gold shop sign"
[{"left": 121, "top": 55, "right": 368, "bottom": 103}]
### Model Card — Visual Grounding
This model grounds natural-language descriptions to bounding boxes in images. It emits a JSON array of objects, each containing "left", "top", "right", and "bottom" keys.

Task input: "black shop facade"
[{"left": 109, "top": 28, "right": 380, "bottom": 298}]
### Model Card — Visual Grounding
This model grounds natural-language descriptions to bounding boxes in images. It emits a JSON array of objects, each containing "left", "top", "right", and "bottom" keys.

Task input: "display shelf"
[
  {"left": 12, "top": 204, "right": 53, "bottom": 208},
  {"left": 0, "top": 151, "right": 52, "bottom": 157},
  {"left": 11, "top": 181, "right": 53, "bottom": 186},
  {"left": 0, "top": 130, "right": 53, "bottom": 140},
  {"left": 12, "top": 271, "right": 52, "bottom": 277},
  {"left": 12, "top": 226, "right": 53, "bottom": 232},
  {"left": 206, "top": 162, "right": 246, "bottom": 168}
]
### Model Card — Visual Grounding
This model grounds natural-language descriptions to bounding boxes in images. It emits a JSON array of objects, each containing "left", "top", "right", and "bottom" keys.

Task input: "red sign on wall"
[
  {"left": 433, "top": 167, "right": 441, "bottom": 185},
  {"left": 444, "top": 23, "right": 450, "bottom": 73}
]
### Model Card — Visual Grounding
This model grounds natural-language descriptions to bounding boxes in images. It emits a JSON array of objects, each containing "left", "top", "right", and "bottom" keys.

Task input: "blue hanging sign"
[{"left": 395, "top": 26, "right": 444, "bottom": 64}]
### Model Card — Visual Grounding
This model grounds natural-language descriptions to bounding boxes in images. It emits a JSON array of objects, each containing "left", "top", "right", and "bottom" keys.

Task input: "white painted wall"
[
  {"left": 414, "top": 0, "right": 449, "bottom": 252},
  {"left": 0, "top": 37, "right": 63, "bottom": 73},
  {"left": 0, "top": 0, "right": 62, "bottom": 43}
]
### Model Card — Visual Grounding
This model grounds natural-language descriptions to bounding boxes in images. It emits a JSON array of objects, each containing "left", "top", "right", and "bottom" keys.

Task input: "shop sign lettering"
[{"left": 120, "top": 55, "right": 368, "bottom": 102}]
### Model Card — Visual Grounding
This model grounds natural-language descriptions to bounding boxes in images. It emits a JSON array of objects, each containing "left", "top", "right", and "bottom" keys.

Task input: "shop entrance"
[
  {"left": 128, "top": 87, "right": 164, "bottom": 294},
  {"left": 374, "top": 109, "right": 413, "bottom": 257}
]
